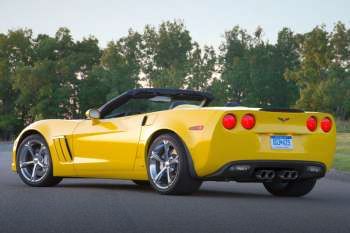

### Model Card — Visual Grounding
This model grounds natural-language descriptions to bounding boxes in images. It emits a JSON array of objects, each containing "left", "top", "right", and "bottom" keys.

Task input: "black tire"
[
  {"left": 146, "top": 133, "right": 202, "bottom": 195},
  {"left": 132, "top": 180, "right": 150, "bottom": 186},
  {"left": 16, "top": 134, "right": 63, "bottom": 187},
  {"left": 263, "top": 179, "right": 317, "bottom": 197}
]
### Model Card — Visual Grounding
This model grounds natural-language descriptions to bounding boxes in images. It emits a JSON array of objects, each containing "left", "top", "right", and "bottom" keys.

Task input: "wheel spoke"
[
  {"left": 31, "top": 164, "right": 38, "bottom": 181},
  {"left": 166, "top": 167, "right": 171, "bottom": 184},
  {"left": 25, "top": 143, "right": 35, "bottom": 157},
  {"left": 43, "top": 154, "right": 49, "bottom": 164},
  {"left": 150, "top": 151, "right": 163, "bottom": 163},
  {"left": 169, "top": 156, "right": 179, "bottom": 164},
  {"left": 38, "top": 144, "right": 46, "bottom": 155},
  {"left": 154, "top": 167, "right": 166, "bottom": 182},
  {"left": 20, "top": 161, "right": 34, "bottom": 168},
  {"left": 163, "top": 140, "right": 170, "bottom": 160},
  {"left": 37, "top": 161, "right": 47, "bottom": 169}
]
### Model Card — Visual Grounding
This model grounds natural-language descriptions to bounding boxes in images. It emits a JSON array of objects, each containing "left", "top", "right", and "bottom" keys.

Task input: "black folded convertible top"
[{"left": 98, "top": 88, "right": 214, "bottom": 117}]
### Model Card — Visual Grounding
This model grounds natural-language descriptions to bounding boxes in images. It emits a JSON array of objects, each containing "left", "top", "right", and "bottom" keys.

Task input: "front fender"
[{"left": 12, "top": 119, "right": 81, "bottom": 175}]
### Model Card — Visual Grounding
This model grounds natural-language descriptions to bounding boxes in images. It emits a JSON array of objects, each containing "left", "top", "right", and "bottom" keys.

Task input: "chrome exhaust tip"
[
  {"left": 279, "top": 170, "right": 298, "bottom": 180},
  {"left": 255, "top": 170, "right": 275, "bottom": 180}
]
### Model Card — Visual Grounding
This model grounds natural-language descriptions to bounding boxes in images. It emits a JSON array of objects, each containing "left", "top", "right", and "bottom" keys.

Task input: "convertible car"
[{"left": 12, "top": 88, "right": 336, "bottom": 196}]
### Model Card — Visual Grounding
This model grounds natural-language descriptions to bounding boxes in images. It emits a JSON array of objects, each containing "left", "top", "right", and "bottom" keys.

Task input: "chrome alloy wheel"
[
  {"left": 18, "top": 139, "right": 50, "bottom": 183},
  {"left": 149, "top": 140, "right": 180, "bottom": 189}
]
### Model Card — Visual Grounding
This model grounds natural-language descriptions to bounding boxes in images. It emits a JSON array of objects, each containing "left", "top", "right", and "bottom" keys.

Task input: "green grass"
[
  {"left": 336, "top": 119, "right": 350, "bottom": 133},
  {"left": 334, "top": 133, "right": 350, "bottom": 172}
]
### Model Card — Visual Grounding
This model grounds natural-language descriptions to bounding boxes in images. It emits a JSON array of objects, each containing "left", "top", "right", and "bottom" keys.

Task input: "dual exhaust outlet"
[{"left": 255, "top": 170, "right": 298, "bottom": 181}]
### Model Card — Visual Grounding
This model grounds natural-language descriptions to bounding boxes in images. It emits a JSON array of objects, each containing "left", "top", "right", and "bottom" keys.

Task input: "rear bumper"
[{"left": 202, "top": 160, "right": 326, "bottom": 182}]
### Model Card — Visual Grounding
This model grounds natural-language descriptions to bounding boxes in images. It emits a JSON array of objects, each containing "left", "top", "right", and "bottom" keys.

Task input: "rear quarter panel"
[{"left": 132, "top": 108, "right": 219, "bottom": 179}]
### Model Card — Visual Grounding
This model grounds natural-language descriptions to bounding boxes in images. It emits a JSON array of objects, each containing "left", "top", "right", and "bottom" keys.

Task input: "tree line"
[{"left": 0, "top": 20, "right": 349, "bottom": 139}]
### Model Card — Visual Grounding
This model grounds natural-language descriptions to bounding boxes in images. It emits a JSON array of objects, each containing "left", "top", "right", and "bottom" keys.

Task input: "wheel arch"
[
  {"left": 145, "top": 129, "right": 198, "bottom": 178},
  {"left": 16, "top": 129, "right": 45, "bottom": 150},
  {"left": 13, "top": 129, "right": 47, "bottom": 172}
]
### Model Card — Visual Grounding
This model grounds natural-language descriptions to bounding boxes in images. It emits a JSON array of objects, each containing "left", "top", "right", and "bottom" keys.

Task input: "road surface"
[{"left": 1, "top": 143, "right": 349, "bottom": 233}]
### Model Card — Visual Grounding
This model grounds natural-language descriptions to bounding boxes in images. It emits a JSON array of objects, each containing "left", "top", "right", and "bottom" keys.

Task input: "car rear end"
[{"left": 195, "top": 107, "right": 336, "bottom": 183}]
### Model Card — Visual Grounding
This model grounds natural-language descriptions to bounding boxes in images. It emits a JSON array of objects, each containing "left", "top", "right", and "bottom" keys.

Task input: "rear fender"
[{"left": 133, "top": 109, "right": 219, "bottom": 179}]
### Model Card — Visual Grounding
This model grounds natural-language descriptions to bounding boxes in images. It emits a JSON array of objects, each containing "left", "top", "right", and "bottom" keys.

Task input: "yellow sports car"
[{"left": 12, "top": 88, "right": 336, "bottom": 196}]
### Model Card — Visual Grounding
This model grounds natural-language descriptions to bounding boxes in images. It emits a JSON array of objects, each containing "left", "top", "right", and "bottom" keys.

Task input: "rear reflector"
[
  {"left": 222, "top": 114, "right": 237, "bottom": 129},
  {"left": 320, "top": 117, "right": 332, "bottom": 132},
  {"left": 241, "top": 114, "right": 255, "bottom": 129},
  {"left": 306, "top": 116, "right": 317, "bottom": 131},
  {"left": 307, "top": 166, "right": 322, "bottom": 173}
]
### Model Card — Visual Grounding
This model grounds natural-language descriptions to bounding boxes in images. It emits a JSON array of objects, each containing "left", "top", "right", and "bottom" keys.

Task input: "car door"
[{"left": 72, "top": 114, "right": 145, "bottom": 177}]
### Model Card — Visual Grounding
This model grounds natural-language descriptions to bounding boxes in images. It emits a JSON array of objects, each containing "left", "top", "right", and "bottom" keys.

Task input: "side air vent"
[
  {"left": 53, "top": 136, "right": 73, "bottom": 162},
  {"left": 259, "top": 108, "right": 304, "bottom": 113}
]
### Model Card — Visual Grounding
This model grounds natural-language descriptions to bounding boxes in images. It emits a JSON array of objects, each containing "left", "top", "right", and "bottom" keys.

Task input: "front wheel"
[
  {"left": 263, "top": 179, "right": 317, "bottom": 197},
  {"left": 147, "top": 133, "right": 202, "bottom": 195},
  {"left": 16, "top": 134, "right": 63, "bottom": 187}
]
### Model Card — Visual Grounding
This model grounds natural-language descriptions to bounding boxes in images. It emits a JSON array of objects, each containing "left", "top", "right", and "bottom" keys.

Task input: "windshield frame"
[{"left": 98, "top": 88, "right": 213, "bottom": 118}]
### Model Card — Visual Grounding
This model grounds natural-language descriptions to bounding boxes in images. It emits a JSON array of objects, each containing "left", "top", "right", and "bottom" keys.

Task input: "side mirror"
[{"left": 85, "top": 109, "right": 101, "bottom": 120}]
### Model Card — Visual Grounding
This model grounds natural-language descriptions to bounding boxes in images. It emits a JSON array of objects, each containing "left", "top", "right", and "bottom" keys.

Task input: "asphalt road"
[{"left": 1, "top": 143, "right": 350, "bottom": 233}]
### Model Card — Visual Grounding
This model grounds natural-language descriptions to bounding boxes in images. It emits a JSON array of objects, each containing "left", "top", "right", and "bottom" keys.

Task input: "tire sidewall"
[
  {"left": 146, "top": 133, "right": 187, "bottom": 194},
  {"left": 16, "top": 134, "right": 54, "bottom": 187}
]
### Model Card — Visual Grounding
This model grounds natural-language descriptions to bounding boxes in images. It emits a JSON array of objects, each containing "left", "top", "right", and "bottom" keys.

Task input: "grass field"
[
  {"left": 336, "top": 119, "right": 350, "bottom": 133},
  {"left": 334, "top": 133, "right": 350, "bottom": 172}
]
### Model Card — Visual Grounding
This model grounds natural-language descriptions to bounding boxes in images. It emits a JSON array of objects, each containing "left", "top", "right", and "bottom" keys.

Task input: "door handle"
[{"left": 141, "top": 115, "right": 148, "bottom": 126}]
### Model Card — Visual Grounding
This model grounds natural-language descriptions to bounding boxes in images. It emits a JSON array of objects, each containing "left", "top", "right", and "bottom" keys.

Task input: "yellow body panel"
[
  {"left": 12, "top": 107, "right": 336, "bottom": 180},
  {"left": 71, "top": 114, "right": 144, "bottom": 178},
  {"left": 12, "top": 120, "right": 79, "bottom": 176}
]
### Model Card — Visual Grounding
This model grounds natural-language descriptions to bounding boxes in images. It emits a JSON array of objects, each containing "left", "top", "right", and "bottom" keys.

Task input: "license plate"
[{"left": 270, "top": 136, "right": 293, "bottom": 150}]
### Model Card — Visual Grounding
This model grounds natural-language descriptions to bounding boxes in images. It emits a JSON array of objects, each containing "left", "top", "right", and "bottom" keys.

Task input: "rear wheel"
[
  {"left": 263, "top": 179, "right": 317, "bottom": 197},
  {"left": 147, "top": 133, "right": 202, "bottom": 195},
  {"left": 16, "top": 134, "right": 62, "bottom": 187}
]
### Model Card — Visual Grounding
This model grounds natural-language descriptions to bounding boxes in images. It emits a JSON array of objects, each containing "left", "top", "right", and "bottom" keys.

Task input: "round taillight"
[
  {"left": 241, "top": 114, "right": 255, "bottom": 129},
  {"left": 320, "top": 117, "right": 332, "bottom": 132},
  {"left": 306, "top": 116, "right": 317, "bottom": 131},
  {"left": 222, "top": 114, "right": 237, "bottom": 129}
]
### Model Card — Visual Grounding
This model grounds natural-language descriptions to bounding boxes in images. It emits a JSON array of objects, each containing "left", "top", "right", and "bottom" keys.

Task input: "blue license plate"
[{"left": 270, "top": 136, "right": 293, "bottom": 150}]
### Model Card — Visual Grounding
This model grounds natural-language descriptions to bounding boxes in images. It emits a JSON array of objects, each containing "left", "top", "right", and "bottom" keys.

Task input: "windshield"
[{"left": 103, "top": 96, "right": 202, "bottom": 119}]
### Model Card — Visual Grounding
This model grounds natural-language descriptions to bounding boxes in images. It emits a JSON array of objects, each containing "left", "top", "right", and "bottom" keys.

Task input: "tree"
[
  {"left": 1, "top": 21, "right": 350, "bottom": 140},
  {"left": 248, "top": 28, "right": 299, "bottom": 107},
  {"left": 187, "top": 43, "right": 216, "bottom": 91},
  {"left": 142, "top": 20, "right": 193, "bottom": 88},
  {"left": 0, "top": 29, "right": 34, "bottom": 139},
  {"left": 12, "top": 28, "right": 102, "bottom": 122},
  {"left": 285, "top": 22, "right": 350, "bottom": 119},
  {"left": 217, "top": 26, "right": 300, "bottom": 108},
  {"left": 218, "top": 26, "right": 251, "bottom": 105},
  {"left": 78, "top": 29, "right": 143, "bottom": 113}
]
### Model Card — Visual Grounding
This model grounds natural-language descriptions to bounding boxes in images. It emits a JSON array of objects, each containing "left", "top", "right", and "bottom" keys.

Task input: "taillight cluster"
[
  {"left": 306, "top": 116, "right": 332, "bottom": 132},
  {"left": 222, "top": 113, "right": 256, "bottom": 130},
  {"left": 306, "top": 116, "right": 317, "bottom": 131},
  {"left": 320, "top": 117, "right": 332, "bottom": 132},
  {"left": 222, "top": 114, "right": 236, "bottom": 129},
  {"left": 222, "top": 114, "right": 333, "bottom": 133}
]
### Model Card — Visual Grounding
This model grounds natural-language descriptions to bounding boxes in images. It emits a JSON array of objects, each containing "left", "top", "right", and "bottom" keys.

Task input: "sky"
[{"left": 1, "top": 0, "right": 349, "bottom": 48}]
